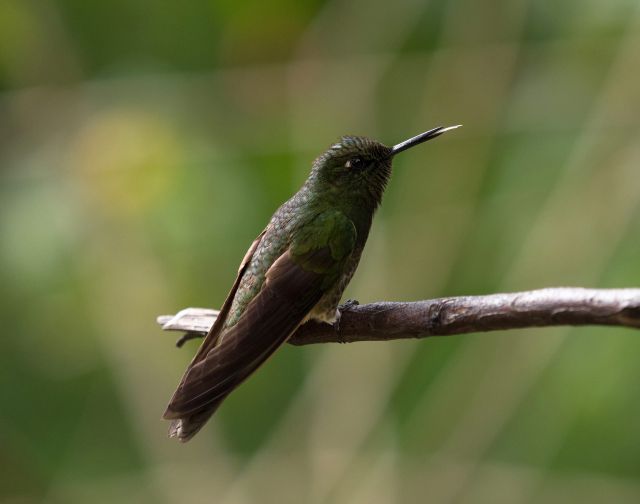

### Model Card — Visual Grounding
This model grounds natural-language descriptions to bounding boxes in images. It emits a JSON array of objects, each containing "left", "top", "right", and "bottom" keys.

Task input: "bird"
[{"left": 163, "top": 125, "right": 461, "bottom": 441}]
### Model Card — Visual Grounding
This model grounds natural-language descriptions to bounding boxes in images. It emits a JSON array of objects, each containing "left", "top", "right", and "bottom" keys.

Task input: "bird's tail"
[{"left": 166, "top": 399, "right": 225, "bottom": 442}]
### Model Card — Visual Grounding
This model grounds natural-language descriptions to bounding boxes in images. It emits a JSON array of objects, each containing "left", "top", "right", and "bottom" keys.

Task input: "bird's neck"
[{"left": 300, "top": 181, "right": 380, "bottom": 243}]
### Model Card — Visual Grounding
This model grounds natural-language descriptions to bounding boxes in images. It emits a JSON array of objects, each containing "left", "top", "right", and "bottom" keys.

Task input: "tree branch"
[{"left": 157, "top": 288, "right": 640, "bottom": 346}]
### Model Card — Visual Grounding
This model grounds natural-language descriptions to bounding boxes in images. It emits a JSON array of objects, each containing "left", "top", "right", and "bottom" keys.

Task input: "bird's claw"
[
  {"left": 175, "top": 331, "right": 205, "bottom": 348},
  {"left": 339, "top": 299, "right": 360, "bottom": 310},
  {"left": 332, "top": 299, "right": 359, "bottom": 342}
]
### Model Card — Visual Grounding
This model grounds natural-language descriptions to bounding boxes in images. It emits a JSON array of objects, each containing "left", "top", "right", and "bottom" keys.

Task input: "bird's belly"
[
  {"left": 305, "top": 300, "right": 339, "bottom": 324},
  {"left": 305, "top": 265, "right": 359, "bottom": 324}
]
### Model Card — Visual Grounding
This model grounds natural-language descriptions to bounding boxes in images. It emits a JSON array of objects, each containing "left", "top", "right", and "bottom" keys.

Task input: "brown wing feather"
[
  {"left": 190, "top": 230, "right": 265, "bottom": 365},
  {"left": 164, "top": 248, "right": 329, "bottom": 418},
  {"left": 163, "top": 230, "right": 265, "bottom": 418}
]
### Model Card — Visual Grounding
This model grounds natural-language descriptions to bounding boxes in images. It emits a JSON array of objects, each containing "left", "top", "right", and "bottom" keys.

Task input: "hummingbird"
[{"left": 163, "top": 125, "right": 461, "bottom": 441}]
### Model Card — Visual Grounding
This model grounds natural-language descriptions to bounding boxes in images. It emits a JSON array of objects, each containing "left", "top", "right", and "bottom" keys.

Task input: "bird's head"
[{"left": 308, "top": 125, "right": 461, "bottom": 207}]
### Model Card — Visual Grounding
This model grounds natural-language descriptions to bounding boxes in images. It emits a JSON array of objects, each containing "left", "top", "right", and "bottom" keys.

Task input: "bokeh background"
[{"left": 2, "top": 0, "right": 640, "bottom": 502}]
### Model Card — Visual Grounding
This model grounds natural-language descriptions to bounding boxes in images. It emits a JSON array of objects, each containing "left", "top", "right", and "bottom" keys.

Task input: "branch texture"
[{"left": 158, "top": 288, "right": 640, "bottom": 346}]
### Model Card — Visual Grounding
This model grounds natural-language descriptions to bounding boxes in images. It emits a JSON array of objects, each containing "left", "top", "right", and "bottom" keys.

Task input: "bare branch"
[{"left": 157, "top": 288, "right": 640, "bottom": 346}]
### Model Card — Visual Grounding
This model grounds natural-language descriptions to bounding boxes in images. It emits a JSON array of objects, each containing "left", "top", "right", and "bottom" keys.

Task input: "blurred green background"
[{"left": 2, "top": 0, "right": 640, "bottom": 502}]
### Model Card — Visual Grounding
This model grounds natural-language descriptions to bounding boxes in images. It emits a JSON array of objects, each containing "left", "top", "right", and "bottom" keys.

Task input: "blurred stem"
[{"left": 158, "top": 287, "right": 640, "bottom": 346}]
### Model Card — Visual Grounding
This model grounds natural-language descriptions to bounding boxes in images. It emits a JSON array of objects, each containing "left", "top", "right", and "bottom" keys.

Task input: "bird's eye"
[{"left": 345, "top": 157, "right": 364, "bottom": 169}]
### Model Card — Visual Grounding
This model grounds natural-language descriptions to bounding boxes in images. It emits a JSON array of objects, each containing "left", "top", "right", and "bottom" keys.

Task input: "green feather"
[{"left": 290, "top": 210, "right": 357, "bottom": 288}]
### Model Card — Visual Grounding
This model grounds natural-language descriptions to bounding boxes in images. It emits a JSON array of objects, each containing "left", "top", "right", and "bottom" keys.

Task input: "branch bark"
[{"left": 157, "top": 287, "right": 640, "bottom": 346}]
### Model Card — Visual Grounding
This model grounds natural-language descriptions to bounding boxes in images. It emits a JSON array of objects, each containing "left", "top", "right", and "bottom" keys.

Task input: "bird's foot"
[
  {"left": 340, "top": 299, "right": 360, "bottom": 310},
  {"left": 332, "top": 299, "right": 359, "bottom": 342},
  {"left": 175, "top": 331, "right": 205, "bottom": 348}
]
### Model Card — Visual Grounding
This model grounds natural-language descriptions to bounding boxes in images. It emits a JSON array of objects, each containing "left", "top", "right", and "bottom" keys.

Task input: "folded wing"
[{"left": 163, "top": 210, "right": 357, "bottom": 439}]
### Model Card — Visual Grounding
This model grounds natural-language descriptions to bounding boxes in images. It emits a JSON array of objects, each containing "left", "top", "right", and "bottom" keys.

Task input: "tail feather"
[
  {"left": 164, "top": 247, "right": 328, "bottom": 441},
  {"left": 167, "top": 401, "right": 224, "bottom": 442}
]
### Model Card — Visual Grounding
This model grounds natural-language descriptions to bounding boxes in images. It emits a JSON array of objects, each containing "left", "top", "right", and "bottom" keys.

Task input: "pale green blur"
[{"left": 1, "top": 1, "right": 640, "bottom": 503}]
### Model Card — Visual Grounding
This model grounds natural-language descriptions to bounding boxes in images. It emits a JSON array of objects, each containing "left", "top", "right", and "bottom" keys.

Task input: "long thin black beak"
[{"left": 391, "top": 125, "right": 462, "bottom": 156}]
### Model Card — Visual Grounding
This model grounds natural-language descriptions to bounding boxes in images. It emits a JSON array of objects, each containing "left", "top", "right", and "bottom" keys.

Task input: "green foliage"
[{"left": 1, "top": 0, "right": 640, "bottom": 502}]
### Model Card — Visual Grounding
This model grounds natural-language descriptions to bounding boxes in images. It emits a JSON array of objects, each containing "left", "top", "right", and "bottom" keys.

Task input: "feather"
[
  {"left": 163, "top": 209, "right": 357, "bottom": 441},
  {"left": 163, "top": 249, "right": 332, "bottom": 439}
]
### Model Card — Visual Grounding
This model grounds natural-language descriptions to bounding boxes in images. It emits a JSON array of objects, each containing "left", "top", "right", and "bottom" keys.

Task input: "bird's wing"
[
  {"left": 190, "top": 229, "right": 266, "bottom": 365},
  {"left": 162, "top": 229, "right": 265, "bottom": 420},
  {"left": 164, "top": 210, "right": 356, "bottom": 418}
]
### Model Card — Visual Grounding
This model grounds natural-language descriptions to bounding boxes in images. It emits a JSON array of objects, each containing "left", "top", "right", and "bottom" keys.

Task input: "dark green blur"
[{"left": 1, "top": 0, "right": 640, "bottom": 502}]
